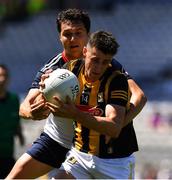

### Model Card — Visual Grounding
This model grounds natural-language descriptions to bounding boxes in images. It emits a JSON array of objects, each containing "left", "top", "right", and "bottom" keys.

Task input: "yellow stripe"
[
  {"left": 111, "top": 96, "right": 128, "bottom": 101},
  {"left": 111, "top": 94, "right": 128, "bottom": 98},
  {"left": 111, "top": 93, "right": 128, "bottom": 97},
  {"left": 89, "top": 80, "right": 100, "bottom": 106},
  {"left": 128, "top": 162, "right": 134, "bottom": 179},
  {"left": 111, "top": 95, "right": 128, "bottom": 99},
  {"left": 111, "top": 93, "right": 128, "bottom": 98},
  {"left": 74, "top": 123, "right": 83, "bottom": 151},
  {"left": 111, "top": 91, "right": 128, "bottom": 96},
  {"left": 89, "top": 130, "right": 100, "bottom": 155}
]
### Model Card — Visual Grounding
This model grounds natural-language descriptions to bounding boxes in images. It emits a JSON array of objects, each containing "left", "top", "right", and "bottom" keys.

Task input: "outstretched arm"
[{"left": 123, "top": 79, "right": 147, "bottom": 127}]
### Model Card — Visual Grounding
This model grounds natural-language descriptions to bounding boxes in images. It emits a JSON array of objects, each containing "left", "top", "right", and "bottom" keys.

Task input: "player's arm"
[
  {"left": 20, "top": 56, "right": 58, "bottom": 120},
  {"left": 20, "top": 69, "right": 51, "bottom": 120},
  {"left": 76, "top": 104, "right": 126, "bottom": 138},
  {"left": 47, "top": 97, "right": 125, "bottom": 138},
  {"left": 123, "top": 79, "right": 147, "bottom": 127},
  {"left": 19, "top": 88, "right": 50, "bottom": 120},
  {"left": 112, "top": 59, "right": 147, "bottom": 126}
]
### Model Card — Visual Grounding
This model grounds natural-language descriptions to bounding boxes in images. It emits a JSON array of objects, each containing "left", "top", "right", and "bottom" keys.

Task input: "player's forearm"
[
  {"left": 19, "top": 101, "right": 33, "bottom": 119},
  {"left": 123, "top": 79, "right": 147, "bottom": 127},
  {"left": 74, "top": 110, "right": 123, "bottom": 138},
  {"left": 123, "top": 89, "right": 147, "bottom": 127},
  {"left": 19, "top": 88, "right": 41, "bottom": 119}
]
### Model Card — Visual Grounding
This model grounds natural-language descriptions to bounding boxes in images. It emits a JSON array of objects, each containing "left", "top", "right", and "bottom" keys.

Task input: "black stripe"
[{"left": 80, "top": 126, "right": 90, "bottom": 153}]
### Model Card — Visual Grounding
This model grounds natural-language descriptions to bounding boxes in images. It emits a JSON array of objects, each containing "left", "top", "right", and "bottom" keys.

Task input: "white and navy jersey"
[
  {"left": 31, "top": 52, "right": 74, "bottom": 149},
  {"left": 44, "top": 113, "right": 74, "bottom": 149},
  {"left": 31, "top": 52, "right": 69, "bottom": 89}
]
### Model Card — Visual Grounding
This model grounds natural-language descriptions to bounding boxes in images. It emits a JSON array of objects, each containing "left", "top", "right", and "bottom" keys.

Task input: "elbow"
[
  {"left": 19, "top": 106, "right": 26, "bottom": 119},
  {"left": 135, "top": 89, "right": 147, "bottom": 107},
  {"left": 19, "top": 104, "right": 24, "bottom": 118},
  {"left": 19, "top": 104, "right": 30, "bottom": 119},
  {"left": 141, "top": 92, "right": 147, "bottom": 106}
]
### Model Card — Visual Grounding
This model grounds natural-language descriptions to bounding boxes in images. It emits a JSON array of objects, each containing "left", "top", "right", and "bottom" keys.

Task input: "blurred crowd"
[
  {"left": 0, "top": 0, "right": 115, "bottom": 23},
  {"left": 149, "top": 109, "right": 172, "bottom": 133},
  {"left": 138, "top": 160, "right": 172, "bottom": 179},
  {"left": 0, "top": 0, "right": 115, "bottom": 37},
  {"left": 0, "top": 0, "right": 50, "bottom": 22}
]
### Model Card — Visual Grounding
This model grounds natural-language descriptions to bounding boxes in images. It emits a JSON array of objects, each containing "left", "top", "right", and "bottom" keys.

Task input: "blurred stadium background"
[{"left": 1, "top": 0, "right": 172, "bottom": 179}]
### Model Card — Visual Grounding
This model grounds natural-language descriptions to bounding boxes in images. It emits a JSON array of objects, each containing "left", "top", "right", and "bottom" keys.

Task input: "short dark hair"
[
  {"left": 56, "top": 9, "right": 91, "bottom": 33},
  {"left": 0, "top": 64, "right": 9, "bottom": 77},
  {"left": 88, "top": 30, "right": 119, "bottom": 55}
]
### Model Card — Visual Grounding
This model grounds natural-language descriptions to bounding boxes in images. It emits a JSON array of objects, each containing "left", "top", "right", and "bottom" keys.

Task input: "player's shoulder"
[
  {"left": 111, "top": 58, "right": 123, "bottom": 70},
  {"left": 45, "top": 53, "right": 63, "bottom": 65},
  {"left": 108, "top": 70, "right": 128, "bottom": 87},
  {"left": 40, "top": 53, "right": 64, "bottom": 72}
]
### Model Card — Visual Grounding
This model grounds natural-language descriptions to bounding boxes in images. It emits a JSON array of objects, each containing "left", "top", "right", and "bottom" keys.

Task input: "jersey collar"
[{"left": 62, "top": 51, "right": 70, "bottom": 63}]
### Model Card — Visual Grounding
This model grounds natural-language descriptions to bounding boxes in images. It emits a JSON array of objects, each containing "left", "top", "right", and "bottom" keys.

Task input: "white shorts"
[{"left": 60, "top": 147, "right": 135, "bottom": 179}]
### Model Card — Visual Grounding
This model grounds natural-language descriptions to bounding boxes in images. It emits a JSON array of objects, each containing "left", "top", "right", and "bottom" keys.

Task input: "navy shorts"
[{"left": 26, "top": 132, "right": 69, "bottom": 168}]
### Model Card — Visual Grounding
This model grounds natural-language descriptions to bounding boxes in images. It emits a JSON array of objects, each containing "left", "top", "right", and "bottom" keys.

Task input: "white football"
[{"left": 42, "top": 68, "right": 79, "bottom": 103}]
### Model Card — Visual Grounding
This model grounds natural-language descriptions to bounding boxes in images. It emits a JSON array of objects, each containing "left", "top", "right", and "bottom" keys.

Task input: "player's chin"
[{"left": 70, "top": 49, "right": 82, "bottom": 56}]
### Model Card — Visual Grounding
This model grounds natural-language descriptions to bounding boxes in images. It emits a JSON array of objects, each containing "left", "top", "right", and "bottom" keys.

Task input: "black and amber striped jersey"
[{"left": 67, "top": 59, "right": 138, "bottom": 159}]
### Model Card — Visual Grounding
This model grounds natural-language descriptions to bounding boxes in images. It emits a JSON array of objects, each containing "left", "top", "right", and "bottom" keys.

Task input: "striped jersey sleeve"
[
  {"left": 108, "top": 73, "right": 129, "bottom": 107},
  {"left": 31, "top": 53, "right": 64, "bottom": 89}
]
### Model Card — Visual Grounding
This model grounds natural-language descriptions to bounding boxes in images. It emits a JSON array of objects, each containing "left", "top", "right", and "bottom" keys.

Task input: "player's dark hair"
[
  {"left": 88, "top": 30, "right": 119, "bottom": 55},
  {"left": 56, "top": 9, "right": 90, "bottom": 33},
  {"left": 0, "top": 64, "right": 9, "bottom": 77}
]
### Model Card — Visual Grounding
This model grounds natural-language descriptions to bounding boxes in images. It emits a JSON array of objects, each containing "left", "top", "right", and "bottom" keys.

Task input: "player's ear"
[{"left": 83, "top": 46, "right": 87, "bottom": 57}]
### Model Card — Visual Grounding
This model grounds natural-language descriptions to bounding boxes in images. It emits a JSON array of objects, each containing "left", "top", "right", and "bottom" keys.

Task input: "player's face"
[
  {"left": 59, "top": 21, "right": 89, "bottom": 60},
  {"left": 83, "top": 46, "right": 113, "bottom": 82},
  {"left": 0, "top": 67, "right": 8, "bottom": 92}
]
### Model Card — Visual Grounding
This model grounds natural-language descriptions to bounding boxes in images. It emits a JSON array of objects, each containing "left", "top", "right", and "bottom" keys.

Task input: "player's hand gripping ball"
[{"left": 42, "top": 69, "right": 79, "bottom": 104}]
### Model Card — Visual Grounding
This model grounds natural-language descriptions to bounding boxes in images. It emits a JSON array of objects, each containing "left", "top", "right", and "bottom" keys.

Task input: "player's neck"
[{"left": 63, "top": 51, "right": 83, "bottom": 61}]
